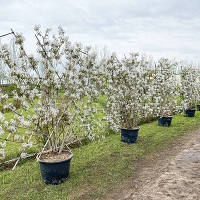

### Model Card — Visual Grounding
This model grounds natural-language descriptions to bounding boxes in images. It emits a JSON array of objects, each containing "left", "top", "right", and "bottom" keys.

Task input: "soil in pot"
[
  {"left": 158, "top": 116, "right": 173, "bottom": 127},
  {"left": 38, "top": 150, "right": 73, "bottom": 185},
  {"left": 121, "top": 128, "right": 139, "bottom": 143},
  {"left": 184, "top": 109, "right": 196, "bottom": 117},
  {"left": 196, "top": 105, "right": 200, "bottom": 111}
]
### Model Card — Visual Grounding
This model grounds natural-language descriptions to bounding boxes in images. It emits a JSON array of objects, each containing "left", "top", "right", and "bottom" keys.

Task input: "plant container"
[
  {"left": 121, "top": 127, "right": 139, "bottom": 143},
  {"left": 38, "top": 150, "right": 73, "bottom": 185},
  {"left": 184, "top": 109, "right": 196, "bottom": 117},
  {"left": 158, "top": 116, "right": 173, "bottom": 127},
  {"left": 197, "top": 105, "right": 200, "bottom": 111}
]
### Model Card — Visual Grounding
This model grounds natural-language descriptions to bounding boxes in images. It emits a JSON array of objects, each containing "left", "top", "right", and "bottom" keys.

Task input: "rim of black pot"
[
  {"left": 121, "top": 127, "right": 140, "bottom": 131},
  {"left": 185, "top": 109, "right": 196, "bottom": 111},
  {"left": 38, "top": 150, "right": 73, "bottom": 164},
  {"left": 158, "top": 115, "right": 173, "bottom": 118}
]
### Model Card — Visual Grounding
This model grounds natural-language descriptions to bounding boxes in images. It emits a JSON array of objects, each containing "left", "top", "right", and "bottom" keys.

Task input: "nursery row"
[{"left": 0, "top": 26, "right": 200, "bottom": 184}]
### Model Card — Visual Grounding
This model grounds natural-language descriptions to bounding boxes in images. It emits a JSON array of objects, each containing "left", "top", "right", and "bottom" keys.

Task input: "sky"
[{"left": 0, "top": 0, "right": 200, "bottom": 62}]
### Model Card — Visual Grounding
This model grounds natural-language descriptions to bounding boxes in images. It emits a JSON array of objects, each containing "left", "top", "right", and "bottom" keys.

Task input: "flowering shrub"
[
  {"left": 152, "top": 58, "right": 179, "bottom": 117},
  {"left": 195, "top": 71, "right": 200, "bottom": 105},
  {"left": 103, "top": 52, "right": 153, "bottom": 131},
  {"left": 0, "top": 26, "right": 104, "bottom": 160},
  {"left": 180, "top": 65, "right": 198, "bottom": 110}
]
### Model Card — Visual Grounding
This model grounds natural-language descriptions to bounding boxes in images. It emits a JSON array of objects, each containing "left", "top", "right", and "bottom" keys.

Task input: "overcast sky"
[{"left": 0, "top": 0, "right": 200, "bottom": 62}]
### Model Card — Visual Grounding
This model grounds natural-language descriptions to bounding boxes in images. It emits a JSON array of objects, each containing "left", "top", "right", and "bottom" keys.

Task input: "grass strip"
[{"left": 0, "top": 112, "right": 200, "bottom": 200}]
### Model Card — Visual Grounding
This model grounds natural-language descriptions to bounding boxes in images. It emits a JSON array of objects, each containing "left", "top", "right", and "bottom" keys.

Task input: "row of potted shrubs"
[
  {"left": 0, "top": 26, "right": 200, "bottom": 185},
  {"left": 125, "top": 105, "right": 199, "bottom": 144}
]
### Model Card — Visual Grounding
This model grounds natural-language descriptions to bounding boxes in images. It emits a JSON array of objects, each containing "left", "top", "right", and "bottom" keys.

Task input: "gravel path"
[{"left": 104, "top": 128, "right": 200, "bottom": 200}]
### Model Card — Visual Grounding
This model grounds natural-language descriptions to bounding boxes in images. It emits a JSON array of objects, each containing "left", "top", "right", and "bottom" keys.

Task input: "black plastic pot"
[
  {"left": 121, "top": 128, "right": 139, "bottom": 143},
  {"left": 197, "top": 105, "right": 200, "bottom": 111},
  {"left": 38, "top": 150, "right": 73, "bottom": 185},
  {"left": 184, "top": 109, "right": 196, "bottom": 117},
  {"left": 158, "top": 116, "right": 173, "bottom": 127}
]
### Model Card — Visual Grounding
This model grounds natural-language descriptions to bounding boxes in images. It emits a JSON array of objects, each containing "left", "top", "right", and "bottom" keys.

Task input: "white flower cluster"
[
  {"left": 0, "top": 148, "right": 5, "bottom": 160},
  {"left": 103, "top": 53, "right": 153, "bottom": 130},
  {"left": 180, "top": 65, "right": 199, "bottom": 110},
  {"left": 152, "top": 58, "right": 179, "bottom": 116}
]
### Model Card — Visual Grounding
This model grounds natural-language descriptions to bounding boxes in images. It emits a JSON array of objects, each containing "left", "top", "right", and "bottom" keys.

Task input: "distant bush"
[
  {"left": 0, "top": 84, "right": 21, "bottom": 113},
  {"left": 0, "top": 84, "right": 20, "bottom": 98}
]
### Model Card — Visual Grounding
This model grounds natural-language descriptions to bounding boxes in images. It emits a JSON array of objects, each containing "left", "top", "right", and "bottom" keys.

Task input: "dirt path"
[{"left": 103, "top": 128, "right": 200, "bottom": 200}]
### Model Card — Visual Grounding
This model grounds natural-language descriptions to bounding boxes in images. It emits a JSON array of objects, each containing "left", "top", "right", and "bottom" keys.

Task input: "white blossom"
[
  {"left": 0, "top": 148, "right": 5, "bottom": 160},
  {"left": 0, "top": 112, "right": 4, "bottom": 122}
]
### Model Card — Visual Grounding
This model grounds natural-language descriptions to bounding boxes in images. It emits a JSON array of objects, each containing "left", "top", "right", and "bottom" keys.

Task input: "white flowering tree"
[
  {"left": 0, "top": 26, "right": 104, "bottom": 162},
  {"left": 180, "top": 65, "right": 198, "bottom": 110},
  {"left": 194, "top": 69, "right": 200, "bottom": 107},
  {"left": 103, "top": 52, "right": 152, "bottom": 132},
  {"left": 152, "top": 58, "right": 179, "bottom": 117}
]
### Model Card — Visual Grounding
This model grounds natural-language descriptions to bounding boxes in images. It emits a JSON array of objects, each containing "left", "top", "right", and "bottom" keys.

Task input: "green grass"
[{"left": 1, "top": 112, "right": 200, "bottom": 200}]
